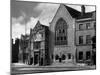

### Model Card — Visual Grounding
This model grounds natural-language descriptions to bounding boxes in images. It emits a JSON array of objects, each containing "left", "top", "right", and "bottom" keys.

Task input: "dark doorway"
[
  {"left": 68, "top": 53, "right": 71, "bottom": 59},
  {"left": 30, "top": 57, "right": 33, "bottom": 65},
  {"left": 40, "top": 58, "right": 43, "bottom": 66},
  {"left": 34, "top": 52, "right": 39, "bottom": 65},
  {"left": 79, "top": 51, "right": 83, "bottom": 60}
]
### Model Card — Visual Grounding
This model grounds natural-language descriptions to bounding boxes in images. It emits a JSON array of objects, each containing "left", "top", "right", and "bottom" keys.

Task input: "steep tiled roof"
[
  {"left": 64, "top": 5, "right": 81, "bottom": 19},
  {"left": 77, "top": 11, "right": 96, "bottom": 19},
  {"left": 64, "top": 5, "right": 95, "bottom": 19}
]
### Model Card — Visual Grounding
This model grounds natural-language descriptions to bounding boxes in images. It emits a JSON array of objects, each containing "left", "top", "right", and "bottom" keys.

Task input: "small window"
[
  {"left": 68, "top": 53, "right": 71, "bottom": 59},
  {"left": 62, "top": 29, "right": 65, "bottom": 33},
  {"left": 61, "top": 37, "right": 63, "bottom": 40},
  {"left": 79, "top": 36, "right": 83, "bottom": 44},
  {"left": 86, "top": 23, "right": 91, "bottom": 29},
  {"left": 86, "top": 51, "right": 91, "bottom": 60},
  {"left": 79, "top": 52, "right": 83, "bottom": 60},
  {"left": 57, "top": 37, "right": 59, "bottom": 41},
  {"left": 64, "top": 36, "right": 66, "bottom": 40},
  {"left": 86, "top": 35, "right": 91, "bottom": 44},
  {"left": 59, "top": 29, "right": 61, "bottom": 33},
  {"left": 79, "top": 24, "right": 83, "bottom": 30}
]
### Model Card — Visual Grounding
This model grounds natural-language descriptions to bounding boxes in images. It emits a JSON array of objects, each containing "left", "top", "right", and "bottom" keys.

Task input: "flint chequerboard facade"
[{"left": 18, "top": 4, "right": 96, "bottom": 66}]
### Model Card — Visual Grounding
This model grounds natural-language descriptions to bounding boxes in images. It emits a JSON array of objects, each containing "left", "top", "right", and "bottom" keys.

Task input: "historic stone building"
[
  {"left": 27, "top": 21, "right": 50, "bottom": 66},
  {"left": 19, "top": 34, "right": 30, "bottom": 64},
  {"left": 18, "top": 4, "right": 96, "bottom": 66},
  {"left": 49, "top": 4, "right": 81, "bottom": 64},
  {"left": 49, "top": 4, "right": 96, "bottom": 64},
  {"left": 75, "top": 6, "right": 96, "bottom": 63}
]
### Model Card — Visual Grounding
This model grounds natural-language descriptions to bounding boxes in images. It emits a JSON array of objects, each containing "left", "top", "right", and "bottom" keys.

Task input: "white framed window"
[{"left": 86, "top": 23, "right": 91, "bottom": 29}]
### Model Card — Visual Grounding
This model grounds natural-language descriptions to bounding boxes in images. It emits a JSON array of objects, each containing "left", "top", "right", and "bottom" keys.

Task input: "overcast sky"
[{"left": 11, "top": 0, "right": 96, "bottom": 40}]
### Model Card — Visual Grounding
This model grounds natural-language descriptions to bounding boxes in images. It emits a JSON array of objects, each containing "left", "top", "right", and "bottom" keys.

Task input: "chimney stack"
[{"left": 81, "top": 5, "right": 85, "bottom": 16}]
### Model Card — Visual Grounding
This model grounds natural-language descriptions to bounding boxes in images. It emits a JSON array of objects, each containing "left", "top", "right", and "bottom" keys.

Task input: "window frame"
[
  {"left": 86, "top": 22, "right": 91, "bottom": 29},
  {"left": 86, "top": 35, "right": 91, "bottom": 44},
  {"left": 79, "top": 24, "right": 83, "bottom": 30},
  {"left": 86, "top": 51, "right": 91, "bottom": 60},
  {"left": 79, "top": 36, "right": 84, "bottom": 45},
  {"left": 79, "top": 51, "right": 83, "bottom": 60}
]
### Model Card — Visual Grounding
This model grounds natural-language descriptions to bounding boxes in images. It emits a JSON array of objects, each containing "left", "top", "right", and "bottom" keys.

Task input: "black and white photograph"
[{"left": 11, "top": 0, "right": 96, "bottom": 74}]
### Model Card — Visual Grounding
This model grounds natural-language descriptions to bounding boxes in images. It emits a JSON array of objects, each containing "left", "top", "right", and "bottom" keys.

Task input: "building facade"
[
  {"left": 19, "top": 35, "right": 30, "bottom": 64},
  {"left": 18, "top": 4, "right": 96, "bottom": 66},
  {"left": 12, "top": 38, "right": 19, "bottom": 63},
  {"left": 49, "top": 4, "right": 81, "bottom": 64},
  {"left": 26, "top": 21, "right": 50, "bottom": 66},
  {"left": 75, "top": 6, "right": 96, "bottom": 63}
]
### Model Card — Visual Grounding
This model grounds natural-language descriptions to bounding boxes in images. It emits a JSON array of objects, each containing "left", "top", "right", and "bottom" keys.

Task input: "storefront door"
[{"left": 34, "top": 52, "right": 39, "bottom": 65}]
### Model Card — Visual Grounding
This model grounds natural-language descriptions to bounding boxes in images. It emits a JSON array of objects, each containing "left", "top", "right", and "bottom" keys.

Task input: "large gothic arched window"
[{"left": 55, "top": 18, "right": 68, "bottom": 45}]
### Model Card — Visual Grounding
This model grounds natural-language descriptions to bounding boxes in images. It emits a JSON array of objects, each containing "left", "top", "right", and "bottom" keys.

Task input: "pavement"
[{"left": 11, "top": 62, "right": 96, "bottom": 74}]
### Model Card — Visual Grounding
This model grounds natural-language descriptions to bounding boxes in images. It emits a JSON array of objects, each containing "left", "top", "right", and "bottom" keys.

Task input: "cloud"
[
  {"left": 12, "top": 16, "right": 25, "bottom": 25},
  {"left": 12, "top": 23, "right": 25, "bottom": 40},
  {"left": 34, "top": 3, "right": 59, "bottom": 26},
  {"left": 26, "top": 17, "right": 39, "bottom": 34},
  {"left": 12, "top": 16, "right": 38, "bottom": 40},
  {"left": 12, "top": 11, "right": 30, "bottom": 25},
  {"left": 12, "top": 2, "right": 96, "bottom": 40},
  {"left": 67, "top": 4, "right": 96, "bottom": 12}
]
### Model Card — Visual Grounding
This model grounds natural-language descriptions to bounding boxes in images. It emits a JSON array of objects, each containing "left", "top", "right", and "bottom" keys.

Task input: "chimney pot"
[{"left": 81, "top": 5, "right": 85, "bottom": 16}]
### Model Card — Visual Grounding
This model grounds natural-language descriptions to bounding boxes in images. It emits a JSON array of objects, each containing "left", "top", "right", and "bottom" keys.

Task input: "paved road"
[{"left": 11, "top": 66, "right": 96, "bottom": 74}]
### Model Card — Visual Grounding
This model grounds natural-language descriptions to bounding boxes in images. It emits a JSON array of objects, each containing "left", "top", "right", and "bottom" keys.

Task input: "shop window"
[
  {"left": 79, "top": 51, "right": 83, "bottom": 60},
  {"left": 86, "top": 51, "right": 91, "bottom": 60}
]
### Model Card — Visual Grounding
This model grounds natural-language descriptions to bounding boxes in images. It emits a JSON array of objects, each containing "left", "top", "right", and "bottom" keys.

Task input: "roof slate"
[
  {"left": 64, "top": 5, "right": 95, "bottom": 19},
  {"left": 64, "top": 5, "right": 81, "bottom": 19}
]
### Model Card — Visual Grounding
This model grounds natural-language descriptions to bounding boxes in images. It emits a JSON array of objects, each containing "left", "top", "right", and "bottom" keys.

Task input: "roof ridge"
[
  {"left": 63, "top": 4, "right": 81, "bottom": 18},
  {"left": 63, "top": 4, "right": 81, "bottom": 13}
]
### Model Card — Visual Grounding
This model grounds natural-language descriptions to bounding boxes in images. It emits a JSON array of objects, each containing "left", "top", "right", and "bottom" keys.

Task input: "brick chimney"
[{"left": 81, "top": 5, "right": 85, "bottom": 16}]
